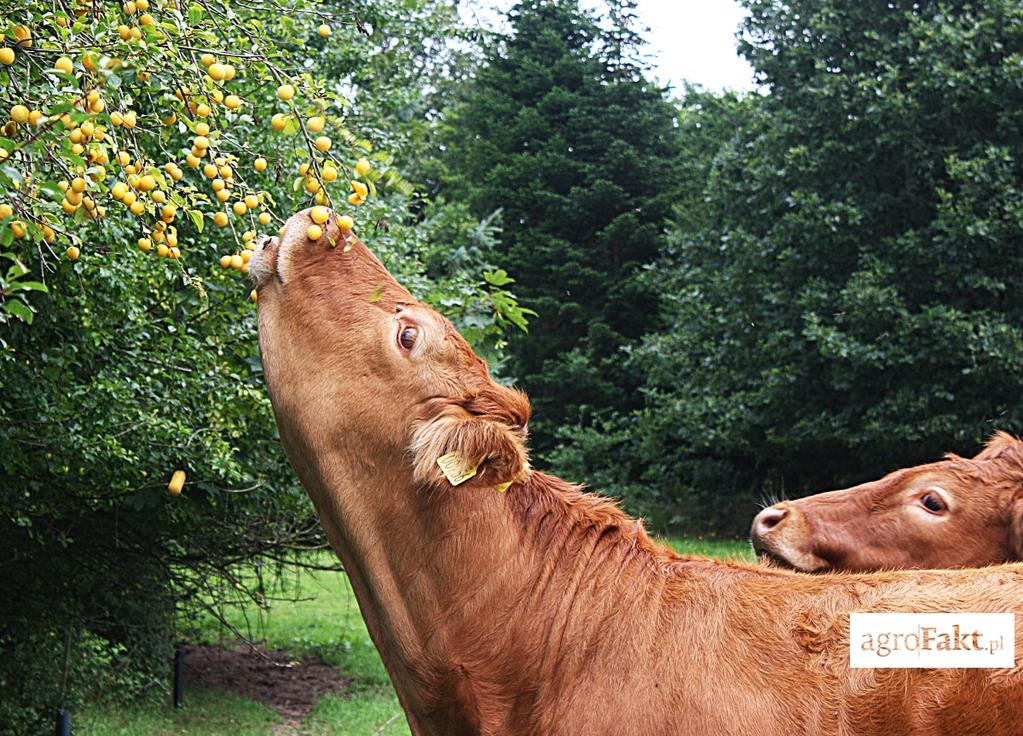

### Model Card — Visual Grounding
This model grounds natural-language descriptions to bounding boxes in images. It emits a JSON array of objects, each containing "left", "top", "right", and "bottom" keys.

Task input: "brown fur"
[
  {"left": 252, "top": 210, "right": 1023, "bottom": 735},
  {"left": 753, "top": 432, "right": 1023, "bottom": 572}
]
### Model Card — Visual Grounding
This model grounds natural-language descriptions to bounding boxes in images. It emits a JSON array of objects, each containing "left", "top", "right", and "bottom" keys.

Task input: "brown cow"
[
  {"left": 252, "top": 209, "right": 1023, "bottom": 736},
  {"left": 751, "top": 433, "right": 1023, "bottom": 572}
]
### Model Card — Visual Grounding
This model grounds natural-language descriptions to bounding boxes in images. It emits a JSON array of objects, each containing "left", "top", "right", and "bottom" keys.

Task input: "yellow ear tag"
[
  {"left": 493, "top": 481, "right": 513, "bottom": 493},
  {"left": 436, "top": 452, "right": 478, "bottom": 486}
]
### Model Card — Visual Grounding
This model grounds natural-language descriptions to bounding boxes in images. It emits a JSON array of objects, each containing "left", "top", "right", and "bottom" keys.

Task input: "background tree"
[
  {"left": 441, "top": 0, "right": 681, "bottom": 454},
  {"left": 563, "top": 0, "right": 1023, "bottom": 533},
  {"left": 549, "top": 87, "right": 756, "bottom": 529}
]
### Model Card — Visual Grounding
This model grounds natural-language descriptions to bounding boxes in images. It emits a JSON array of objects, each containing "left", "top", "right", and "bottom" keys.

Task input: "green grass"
[
  {"left": 660, "top": 535, "right": 754, "bottom": 562},
  {"left": 81, "top": 537, "right": 751, "bottom": 735},
  {"left": 302, "top": 689, "right": 409, "bottom": 736},
  {"left": 79, "top": 690, "right": 281, "bottom": 735}
]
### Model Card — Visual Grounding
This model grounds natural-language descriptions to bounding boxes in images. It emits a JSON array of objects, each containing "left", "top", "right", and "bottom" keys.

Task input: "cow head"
[
  {"left": 750, "top": 432, "right": 1023, "bottom": 571},
  {"left": 250, "top": 208, "right": 530, "bottom": 494}
]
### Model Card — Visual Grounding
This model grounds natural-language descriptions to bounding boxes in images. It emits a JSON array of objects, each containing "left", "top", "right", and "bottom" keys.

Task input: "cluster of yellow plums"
[
  {"left": 0, "top": 10, "right": 374, "bottom": 297},
  {"left": 305, "top": 204, "right": 354, "bottom": 241},
  {"left": 210, "top": 77, "right": 373, "bottom": 274}
]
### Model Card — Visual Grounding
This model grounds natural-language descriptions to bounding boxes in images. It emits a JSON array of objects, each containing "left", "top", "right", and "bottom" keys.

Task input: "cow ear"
[
  {"left": 464, "top": 381, "right": 531, "bottom": 431},
  {"left": 410, "top": 411, "right": 529, "bottom": 491},
  {"left": 975, "top": 431, "right": 1022, "bottom": 461},
  {"left": 1010, "top": 493, "right": 1023, "bottom": 561}
]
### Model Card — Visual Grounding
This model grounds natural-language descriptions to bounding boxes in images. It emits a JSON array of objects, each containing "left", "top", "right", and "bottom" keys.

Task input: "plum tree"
[{"left": 0, "top": 0, "right": 390, "bottom": 326}]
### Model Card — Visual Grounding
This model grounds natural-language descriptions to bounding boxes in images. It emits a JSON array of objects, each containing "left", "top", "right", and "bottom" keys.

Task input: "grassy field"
[
  {"left": 663, "top": 535, "right": 753, "bottom": 561},
  {"left": 80, "top": 536, "right": 751, "bottom": 735}
]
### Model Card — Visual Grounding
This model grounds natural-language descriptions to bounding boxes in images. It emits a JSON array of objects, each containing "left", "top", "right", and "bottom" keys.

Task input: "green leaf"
[
  {"left": 5, "top": 299, "right": 34, "bottom": 324},
  {"left": 484, "top": 269, "right": 514, "bottom": 286},
  {"left": 6, "top": 260, "right": 28, "bottom": 281},
  {"left": 9, "top": 280, "right": 47, "bottom": 293},
  {"left": 38, "top": 181, "right": 65, "bottom": 201}
]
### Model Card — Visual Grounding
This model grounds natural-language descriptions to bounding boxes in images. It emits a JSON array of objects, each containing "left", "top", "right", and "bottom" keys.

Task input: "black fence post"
[
  {"left": 173, "top": 649, "right": 184, "bottom": 708},
  {"left": 55, "top": 709, "right": 70, "bottom": 736},
  {"left": 56, "top": 628, "right": 73, "bottom": 736}
]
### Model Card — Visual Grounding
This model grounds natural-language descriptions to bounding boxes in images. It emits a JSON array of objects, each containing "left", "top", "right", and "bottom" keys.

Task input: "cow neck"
[{"left": 305, "top": 449, "right": 550, "bottom": 729}]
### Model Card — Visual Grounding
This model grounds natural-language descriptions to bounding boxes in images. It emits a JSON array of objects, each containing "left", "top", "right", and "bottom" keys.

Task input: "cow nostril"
[{"left": 752, "top": 506, "right": 788, "bottom": 538}]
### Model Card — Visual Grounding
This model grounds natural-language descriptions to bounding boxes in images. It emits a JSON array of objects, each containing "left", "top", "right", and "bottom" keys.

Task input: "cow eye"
[
  {"left": 398, "top": 325, "right": 418, "bottom": 351},
  {"left": 920, "top": 493, "right": 946, "bottom": 514}
]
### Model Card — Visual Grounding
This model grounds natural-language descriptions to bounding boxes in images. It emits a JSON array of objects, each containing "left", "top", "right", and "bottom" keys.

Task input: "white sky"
[
  {"left": 633, "top": 0, "right": 755, "bottom": 92},
  {"left": 460, "top": 0, "right": 756, "bottom": 93}
]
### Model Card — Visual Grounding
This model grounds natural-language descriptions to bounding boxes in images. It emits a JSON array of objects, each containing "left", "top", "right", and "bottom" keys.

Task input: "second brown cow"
[{"left": 752, "top": 432, "right": 1023, "bottom": 571}]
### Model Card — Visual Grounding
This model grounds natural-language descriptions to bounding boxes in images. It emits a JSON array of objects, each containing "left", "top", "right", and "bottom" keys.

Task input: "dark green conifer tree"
[{"left": 443, "top": 0, "right": 680, "bottom": 454}]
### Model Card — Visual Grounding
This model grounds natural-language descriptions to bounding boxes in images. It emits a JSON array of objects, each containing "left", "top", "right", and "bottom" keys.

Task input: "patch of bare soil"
[{"left": 181, "top": 643, "right": 349, "bottom": 724}]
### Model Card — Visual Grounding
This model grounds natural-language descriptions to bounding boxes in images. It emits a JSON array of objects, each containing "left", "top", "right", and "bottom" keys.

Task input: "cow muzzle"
[
  {"left": 249, "top": 233, "right": 281, "bottom": 288},
  {"left": 751, "top": 502, "right": 831, "bottom": 572}
]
